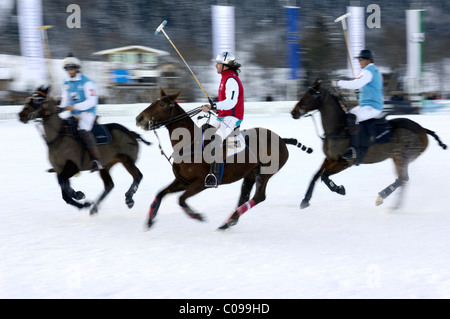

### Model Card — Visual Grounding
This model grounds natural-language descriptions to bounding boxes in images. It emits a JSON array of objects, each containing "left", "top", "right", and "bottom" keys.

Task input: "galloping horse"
[
  {"left": 136, "top": 89, "right": 312, "bottom": 230},
  {"left": 291, "top": 80, "right": 447, "bottom": 209},
  {"left": 19, "top": 87, "right": 151, "bottom": 214}
]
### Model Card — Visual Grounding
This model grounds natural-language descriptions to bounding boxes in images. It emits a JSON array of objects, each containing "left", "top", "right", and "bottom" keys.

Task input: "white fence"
[{"left": 0, "top": 101, "right": 298, "bottom": 121}]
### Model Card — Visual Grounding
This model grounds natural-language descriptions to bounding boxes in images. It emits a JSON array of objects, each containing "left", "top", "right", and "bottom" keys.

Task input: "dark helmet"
[{"left": 354, "top": 49, "right": 374, "bottom": 61}]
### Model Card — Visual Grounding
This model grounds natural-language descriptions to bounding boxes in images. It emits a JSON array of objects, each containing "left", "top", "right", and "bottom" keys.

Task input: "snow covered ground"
[{"left": 1, "top": 105, "right": 449, "bottom": 299}]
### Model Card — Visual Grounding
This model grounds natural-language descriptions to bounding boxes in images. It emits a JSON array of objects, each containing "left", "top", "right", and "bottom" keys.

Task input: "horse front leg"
[
  {"left": 60, "top": 187, "right": 90, "bottom": 209},
  {"left": 57, "top": 162, "right": 91, "bottom": 209},
  {"left": 147, "top": 179, "right": 187, "bottom": 229},
  {"left": 301, "top": 160, "right": 328, "bottom": 209},
  {"left": 301, "top": 158, "right": 346, "bottom": 208},
  {"left": 321, "top": 158, "right": 350, "bottom": 196}
]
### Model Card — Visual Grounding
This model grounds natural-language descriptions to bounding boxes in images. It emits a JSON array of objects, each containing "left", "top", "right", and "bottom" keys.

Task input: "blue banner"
[{"left": 285, "top": 6, "right": 300, "bottom": 80}]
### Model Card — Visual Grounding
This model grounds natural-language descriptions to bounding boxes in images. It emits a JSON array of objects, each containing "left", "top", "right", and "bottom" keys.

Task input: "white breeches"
[
  {"left": 210, "top": 116, "right": 241, "bottom": 141},
  {"left": 349, "top": 105, "right": 382, "bottom": 123},
  {"left": 74, "top": 112, "right": 96, "bottom": 131}
]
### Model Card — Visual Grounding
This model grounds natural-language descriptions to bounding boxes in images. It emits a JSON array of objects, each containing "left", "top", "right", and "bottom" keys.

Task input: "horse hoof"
[
  {"left": 75, "top": 191, "right": 85, "bottom": 200},
  {"left": 126, "top": 198, "right": 135, "bottom": 209},
  {"left": 193, "top": 213, "right": 205, "bottom": 222},
  {"left": 300, "top": 199, "right": 310, "bottom": 209},
  {"left": 146, "top": 218, "right": 155, "bottom": 229},
  {"left": 90, "top": 206, "right": 98, "bottom": 215},
  {"left": 375, "top": 195, "right": 384, "bottom": 206},
  {"left": 217, "top": 222, "right": 229, "bottom": 231},
  {"left": 83, "top": 201, "right": 92, "bottom": 209},
  {"left": 337, "top": 186, "right": 346, "bottom": 195},
  {"left": 217, "top": 213, "right": 239, "bottom": 230}
]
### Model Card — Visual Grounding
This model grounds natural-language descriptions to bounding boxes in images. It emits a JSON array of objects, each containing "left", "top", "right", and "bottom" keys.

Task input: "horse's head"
[
  {"left": 291, "top": 80, "right": 323, "bottom": 120},
  {"left": 136, "top": 88, "right": 181, "bottom": 131},
  {"left": 18, "top": 86, "right": 53, "bottom": 123}
]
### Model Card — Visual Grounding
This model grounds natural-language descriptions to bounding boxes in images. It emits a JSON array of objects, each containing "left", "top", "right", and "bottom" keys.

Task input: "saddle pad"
[
  {"left": 92, "top": 125, "right": 112, "bottom": 145},
  {"left": 374, "top": 121, "right": 391, "bottom": 143},
  {"left": 226, "top": 132, "right": 246, "bottom": 157},
  {"left": 67, "top": 118, "right": 112, "bottom": 145},
  {"left": 360, "top": 118, "right": 391, "bottom": 146}
]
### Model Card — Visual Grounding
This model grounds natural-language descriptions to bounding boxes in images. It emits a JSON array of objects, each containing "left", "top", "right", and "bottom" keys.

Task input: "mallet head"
[
  {"left": 334, "top": 13, "right": 351, "bottom": 29},
  {"left": 37, "top": 25, "right": 53, "bottom": 30},
  {"left": 155, "top": 20, "right": 167, "bottom": 35}
]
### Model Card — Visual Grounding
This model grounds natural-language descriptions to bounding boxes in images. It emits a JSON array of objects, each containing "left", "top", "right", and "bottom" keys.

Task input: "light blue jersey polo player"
[
  {"left": 58, "top": 53, "right": 102, "bottom": 172},
  {"left": 333, "top": 49, "right": 384, "bottom": 164}
]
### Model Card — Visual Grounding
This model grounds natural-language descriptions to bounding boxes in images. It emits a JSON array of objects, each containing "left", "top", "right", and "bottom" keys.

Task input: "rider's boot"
[
  {"left": 78, "top": 129, "right": 103, "bottom": 172},
  {"left": 342, "top": 113, "right": 361, "bottom": 165},
  {"left": 205, "top": 134, "right": 223, "bottom": 188}
]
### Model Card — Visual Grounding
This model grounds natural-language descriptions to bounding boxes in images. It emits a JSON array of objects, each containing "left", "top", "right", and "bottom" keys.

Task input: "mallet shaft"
[
  {"left": 37, "top": 25, "right": 55, "bottom": 96},
  {"left": 156, "top": 21, "right": 213, "bottom": 105},
  {"left": 334, "top": 13, "right": 355, "bottom": 78}
]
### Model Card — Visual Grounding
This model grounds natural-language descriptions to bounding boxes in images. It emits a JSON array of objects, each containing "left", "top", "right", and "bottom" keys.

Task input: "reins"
[
  {"left": 148, "top": 97, "right": 203, "bottom": 130},
  {"left": 26, "top": 94, "right": 67, "bottom": 145},
  {"left": 153, "top": 129, "right": 172, "bottom": 164},
  {"left": 149, "top": 99, "right": 203, "bottom": 166},
  {"left": 301, "top": 88, "right": 350, "bottom": 140}
]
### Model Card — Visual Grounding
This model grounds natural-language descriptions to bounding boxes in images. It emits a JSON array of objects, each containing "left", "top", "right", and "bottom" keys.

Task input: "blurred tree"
[{"left": 301, "top": 14, "right": 344, "bottom": 87}]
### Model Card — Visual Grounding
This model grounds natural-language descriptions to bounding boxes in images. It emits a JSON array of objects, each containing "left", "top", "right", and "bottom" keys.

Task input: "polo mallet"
[
  {"left": 334, "top": 13, "right": 355, "bottom": 78},
  {"left": 37, "top": 25, "right": 55, "bottom": 96},
  {"left": 155, "top": 20, "right": 214, "bottom": 106}
]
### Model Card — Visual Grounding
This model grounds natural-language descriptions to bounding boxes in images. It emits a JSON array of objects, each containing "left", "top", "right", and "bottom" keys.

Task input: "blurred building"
[{"left": 92, "top": 45, "right": 186, "bottom": 103}]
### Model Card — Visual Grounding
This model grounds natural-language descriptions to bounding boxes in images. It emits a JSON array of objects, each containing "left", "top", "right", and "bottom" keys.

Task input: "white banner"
[
  {"left": 211, "top": 5, "right": 235, "bottom": 60},
  {"left": 211, "top": 5, "right": 235, "bottom": 91},
  {"left": 17, "top": 0, "right": 47, "bottom": 86},
  {"left": 406, "top": 10, "right": 425, "bottom": 79},
  {"left": 347, "top": 6, "right": 365, "bottom": 78}
]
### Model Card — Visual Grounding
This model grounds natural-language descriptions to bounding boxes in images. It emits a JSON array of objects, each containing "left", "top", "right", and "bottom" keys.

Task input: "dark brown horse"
[
  {"left": 18, "top": 87, "right": 151, "bottom": 214},
  {"left": 135, "top": 89, "right": 312, "bottom": 230},
  {"left": 291, "top": 80, "right": 447, "bottom": 209}
]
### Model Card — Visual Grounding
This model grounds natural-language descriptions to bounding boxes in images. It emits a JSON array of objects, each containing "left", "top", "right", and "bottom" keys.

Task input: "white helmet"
[
  {"left": 213, "top": 52, "right": 236, "bottom": 66},
  {"left": 63, "top": 54, "right": 81, "bottom": 69}
]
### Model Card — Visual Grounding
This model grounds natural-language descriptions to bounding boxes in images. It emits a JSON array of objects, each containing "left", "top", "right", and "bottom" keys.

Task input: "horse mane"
[
  {"left": 309, "top": 81, "right": 348, "bottom": 119},
  {"left": 321, "top": 87, "right": 348, "bottom": 119}
]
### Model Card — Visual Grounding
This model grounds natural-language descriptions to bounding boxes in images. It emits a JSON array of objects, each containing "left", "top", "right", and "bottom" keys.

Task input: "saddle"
[
  {"left": 350, "top": 114, "right": 391, "bottom": 164},
  {"left": 66, "top": 117, "right": 112, "bottom": 145},
  {"left": 358, "top": 114, "right": 392, "bottom": 147},
  {"left": 200, "top": 124, "right": 247, "bottom": 158},
  {"left": 337, "top": 92, "right": 391, "bottom": 145}
]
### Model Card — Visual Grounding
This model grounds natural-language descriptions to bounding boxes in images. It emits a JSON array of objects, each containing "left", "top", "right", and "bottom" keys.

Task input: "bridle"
[
  {"left": 24, "top": 91, "right": 51, "bottom": 120},
  {"left": 296, "top": 87, "right": 349, "bottom": 140},
  {"left": 145, "top": 96, "right": 202, "bottom": 130},
  {"left": 295, "top": 86, "right": 323, "bottom": 117},
  {"left": 24, "top": 91, "right": 65, "bottom": 145}
]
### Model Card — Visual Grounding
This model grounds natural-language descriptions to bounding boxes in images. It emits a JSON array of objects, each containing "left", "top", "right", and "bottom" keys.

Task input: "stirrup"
[
  {"left": 90, "top": 160, "right": 103, "bottom": 172},
  {"left": 204, "top": 173, "right": 218, "bottom": 188},
  {"left": 342, "top": 147, "right": 357, "bottom": 160}
]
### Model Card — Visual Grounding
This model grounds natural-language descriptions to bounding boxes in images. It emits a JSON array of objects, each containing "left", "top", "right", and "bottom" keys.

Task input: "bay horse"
[
  {"left": 18, "top": 87, "right": 151, "bottom": 214},
  {"left": 135, "top": 89, "right": 312, "bottom": 230},
  {"left": 290, "top": 80, "right": 447, "bottom": 209}
]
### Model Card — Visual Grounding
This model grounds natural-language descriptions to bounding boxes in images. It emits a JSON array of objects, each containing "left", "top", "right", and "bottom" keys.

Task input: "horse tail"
[
  {"left": 130, "top": 131, "right": 152, "bottom": 146},
  {"left": 282, "top": 138, "right": 313, "bottom": 154},
  {"left": 425, "top": 129, "right": 447, "bottom": 150}
]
